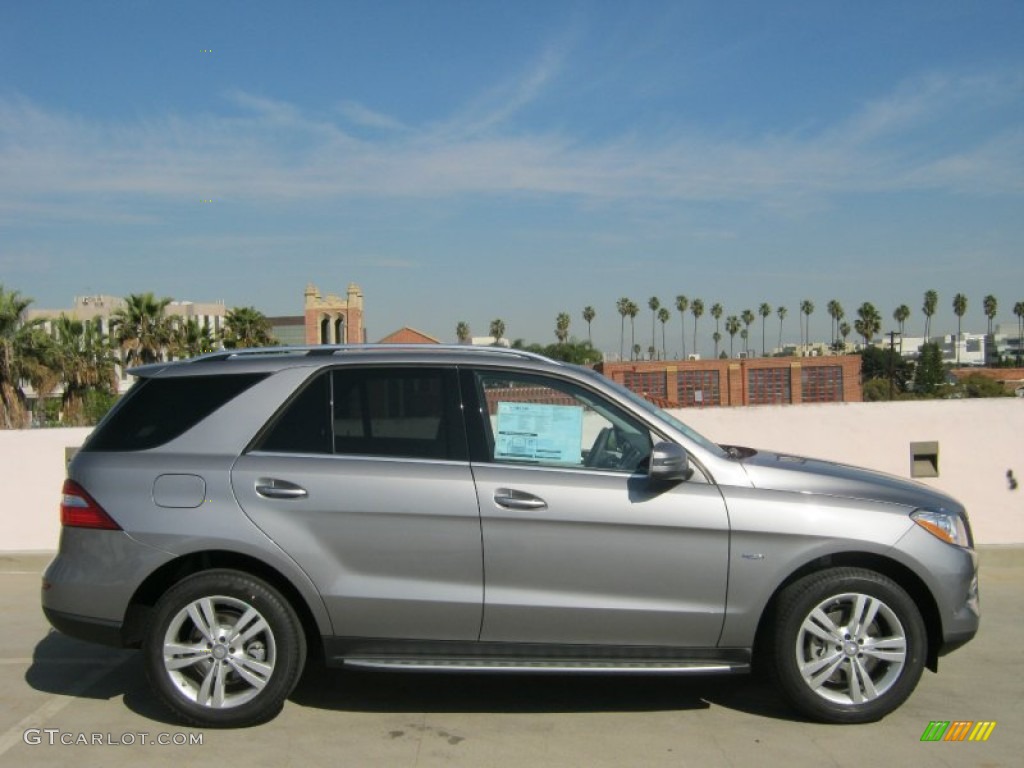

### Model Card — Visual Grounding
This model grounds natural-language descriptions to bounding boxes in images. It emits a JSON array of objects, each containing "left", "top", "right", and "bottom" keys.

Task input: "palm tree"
[
  {"left": 176, "top": 317, "right": 218, "bottom": 358},
  {"left": 710, "top": 303, "right": 723, "bottom": 343},
  {"left": 725, "top": 315, "right": 740, "bottom": 358},
  {"left": 0, "top": 286, "right": 58, "bottom": 428},
  {"left": 456, "top": 321, "right": 470, "bottom": 344},
  {"left": 827, "top": 300, "right": 845, "bottom": 351},
  {"left": 53, "top": 315, "right": 117, "bottom": 425},
  {"left": 952, "top": 293, "right": 968, "bottom": 364},
  {"left": 1014, "top": 301, "right": 1024, "bottom": 366},
  {"left": 648, "top": 297, "right": 660, "bottom": 357},
  {"left": 922, "top": 290, "right": 938, "bottom": 342},
  {"left": 712, "top": 331, "right": 722, "bottom": 357},
  {"left": 839, "top": 321, "right": 851, "bottom": 348},
  {"left": 657, "top": 307, "right": 671, "bottom": 360},
  {"left": 893, "top": 304, "right": 910, "bottom": 354},
  {"left": 800, "top": 299, "right": 815, "bottom": 353},
  {"left": 626, "top": 301, "right": 639, "bottom": 360},
  {"left": 224, "top": 306, "right": 274, "bottom": 349},
  {"left": 675, "top": 295, "right": 689, "bottom": 359},
  {"left": 616, "top": 298, "right": 630, "bottom": 360},
  {"left": 110, "top": 292, "right": 173, "bottom": 365},
  {"left": 582, "top": 306, "right": 595, "bottom": 344},
  {"left": 555, "top": 312, "right": 570, "bottom": 345},
  {"left": 758, "top": 302, "right": 771, "bottom": 356},
  {"left": 489, "top": 318, "right": 506, "bottom": 346},
  {"left": 690, "top": 299, "right": 704, "bottom": 358},
  {"left": 854, "top": 302, "right": 881, "bottom": 346},
  {"left": 983, "top": 295, "right": 997, "bottom": 336},
  {"left": 777, "top": 306, "right": 788, "bottom": 351},
  {"left": 741, "top": 309, "right": 755, "bottom": 357}
]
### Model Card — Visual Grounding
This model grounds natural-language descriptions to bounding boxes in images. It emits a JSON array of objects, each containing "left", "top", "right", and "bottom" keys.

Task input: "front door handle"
[
  {"left": 255, "top": 478, "right": 308, "bottom": 500},
  {"left": 494, "top": 488, "right": 547, "bottom": 510}
]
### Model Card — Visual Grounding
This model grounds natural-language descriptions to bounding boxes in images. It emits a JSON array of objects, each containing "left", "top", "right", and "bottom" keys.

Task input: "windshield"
[{"left": 574, "top": 367, "right": 729, "bottom": 459}]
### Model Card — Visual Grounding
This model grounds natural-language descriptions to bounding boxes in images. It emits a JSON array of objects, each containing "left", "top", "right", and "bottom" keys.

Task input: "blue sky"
[{"left": 2, "top": 0, "right": 1022, "bottom": 356}]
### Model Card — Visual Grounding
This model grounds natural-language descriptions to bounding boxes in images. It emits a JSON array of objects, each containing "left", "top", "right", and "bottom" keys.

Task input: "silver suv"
[{"left": 42, "top": 346, "right": 979, "bottom": 727}]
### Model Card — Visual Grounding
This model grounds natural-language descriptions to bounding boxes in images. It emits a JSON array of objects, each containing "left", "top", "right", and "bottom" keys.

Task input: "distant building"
[
  {"left": 470, "top": 336, "right": 510, "bottom": 347},
  {"left": 898, "top": 334, "right": 987, "bottom": 366},
  {"left": 596, "top": 355, "right": 863, "bottom": 407},
  {"left": 304, "top": 283, "right": 364, "bottom": 344},
  {"left": 267, "top": 315, "right": 306, "bottom": 346},
  {"left": 378, "top": 327, "right": 440, "bottom": 344},
  {"left": 986, "top": 333, "right": 1024, "bottom": 366}
]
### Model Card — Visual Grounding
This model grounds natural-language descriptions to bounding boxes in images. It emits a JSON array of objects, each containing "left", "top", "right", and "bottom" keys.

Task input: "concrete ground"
[{"left": 1, "top": 549, "right": 1021, "bottom": 768}]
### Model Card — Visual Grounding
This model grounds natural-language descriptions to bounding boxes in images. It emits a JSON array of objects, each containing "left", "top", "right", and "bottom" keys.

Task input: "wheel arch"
[
  {"left": 753, "top": 551, "right": 943, "bottom": 672},
  {"left": 121, "top": 550, "right": 325, "bottom": 661}
]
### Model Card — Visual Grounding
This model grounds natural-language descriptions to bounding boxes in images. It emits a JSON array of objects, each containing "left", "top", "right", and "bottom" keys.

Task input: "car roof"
[{"left": 128, "top": 344, "right": 571, "bottom": 378}]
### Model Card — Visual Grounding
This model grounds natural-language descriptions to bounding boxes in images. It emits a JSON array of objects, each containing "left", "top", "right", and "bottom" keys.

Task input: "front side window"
[
  {"left": 255, "top": 367, "right": 465, "bottom": 461},
  {"left": 469, "top": 370, "right": 652, "bottom": 472}
]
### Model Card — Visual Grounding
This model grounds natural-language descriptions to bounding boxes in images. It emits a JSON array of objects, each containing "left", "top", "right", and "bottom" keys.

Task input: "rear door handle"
[
  {"left": 494, "top": 488, "right": 547, "bottom": 510},
  {"left": 255, "top": 478, "right": 308, "bottom": 500}
]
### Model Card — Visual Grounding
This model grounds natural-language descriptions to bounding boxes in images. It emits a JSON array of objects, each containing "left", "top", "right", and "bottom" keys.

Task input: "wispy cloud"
[{"left": 1, "top": 66, "right": 1021, "bottom": 225}]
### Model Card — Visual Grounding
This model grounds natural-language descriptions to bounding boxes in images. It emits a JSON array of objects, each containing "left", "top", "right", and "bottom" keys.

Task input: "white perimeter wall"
[{"left": 1, "top": 399, "right": 1021, "bottom": 551}]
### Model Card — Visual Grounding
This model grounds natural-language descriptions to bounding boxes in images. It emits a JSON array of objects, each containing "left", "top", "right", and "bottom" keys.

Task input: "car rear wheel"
[
  {"left": 769, "top": 567, "right": 926, "bottom": 723},
  {"left": 144, "top": 570, "right": 305, "bottom": 727}
]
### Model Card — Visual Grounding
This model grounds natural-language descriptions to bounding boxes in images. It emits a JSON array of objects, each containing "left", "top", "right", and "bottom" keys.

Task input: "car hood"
[{"left": 736, "top": 449, "right": 963, "bottom": 513}]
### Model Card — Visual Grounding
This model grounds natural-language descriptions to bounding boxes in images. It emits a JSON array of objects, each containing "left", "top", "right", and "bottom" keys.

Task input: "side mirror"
[{"left": 649, "top": 442, "right": 690, "bottom": 482}]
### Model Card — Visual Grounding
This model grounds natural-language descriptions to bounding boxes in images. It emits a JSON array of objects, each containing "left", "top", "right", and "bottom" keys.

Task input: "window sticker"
[{"left": 494, "top": 402, "right": 584, "bottom": 465}]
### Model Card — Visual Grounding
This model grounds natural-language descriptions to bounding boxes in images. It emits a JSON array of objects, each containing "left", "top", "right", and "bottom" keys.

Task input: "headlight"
[{"left": 911, "top": 508, "right": 971, "bottom": 547}]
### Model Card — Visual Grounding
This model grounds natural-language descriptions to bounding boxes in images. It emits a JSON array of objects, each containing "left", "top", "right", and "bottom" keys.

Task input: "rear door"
[
  {"left": 232, "top": 366, "right": 483, "bottom": 641},
  {"left": 463, "top": 367, "right": 730, "bottom": 648}
]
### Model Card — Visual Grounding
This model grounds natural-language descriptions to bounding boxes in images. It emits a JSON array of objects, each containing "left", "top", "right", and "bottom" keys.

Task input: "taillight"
[{"left": 60, "top": 479, "right": 121, "bottom": 530}]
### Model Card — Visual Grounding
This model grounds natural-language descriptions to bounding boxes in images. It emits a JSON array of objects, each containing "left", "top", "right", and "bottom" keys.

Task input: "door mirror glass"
[{"left": 649, "top": 442, "right": 690, "bottom": 482}]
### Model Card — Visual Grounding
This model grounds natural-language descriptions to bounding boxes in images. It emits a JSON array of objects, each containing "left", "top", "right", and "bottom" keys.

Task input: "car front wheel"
[
  {"left": 144, "top": 569, "right": 306, "bottom": 727},
  {"left": 770, "top": 567, "right": 927, "bottom": 724}
]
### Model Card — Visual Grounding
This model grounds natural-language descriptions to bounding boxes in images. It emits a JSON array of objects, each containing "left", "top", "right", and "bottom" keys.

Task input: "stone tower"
[{"left": 304, "top": 283, "right": 364, "bottom": 344}]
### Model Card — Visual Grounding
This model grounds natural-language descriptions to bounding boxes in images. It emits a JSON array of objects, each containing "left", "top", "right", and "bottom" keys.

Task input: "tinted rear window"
[{"left": 84, "top": 373, "right": 268, "bottom": 451}]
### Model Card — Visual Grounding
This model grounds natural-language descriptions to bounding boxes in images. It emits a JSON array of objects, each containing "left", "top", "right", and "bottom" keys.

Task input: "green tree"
[
  {"left": 690, "top": 299, "right": 704, "bottom": 358},
  {"left": 827, "top": 300, "right": 844, "bottom": 350},
  {"left": 675, "top": 295, "right": 689, "bottom": 359},
  {"left": 777, "top": 306, "right": 788, "bottom": 350},
  {"left": 893, "top": 304, "right": 910, "bottom": 353},
  {"left": 983, "top": 295, "right": 997, "bottom": 336},
  {"left": 657, "top": 306, "right": 670, "bottom": 359},
  {"left": 952, "top": 293, "right": 968, "bottom": 364},
  {"left": 860, "top": 346, "right": 912, "bottom": 393},
  {"left": 581, "top": 306, "right": 595, "bottom": 344},
  {"left": 53, "top": 315, "right": 117, "bottom": 425},
  {"left": 800, "top": 299, "right": 815, "bottom": 351},
  {"left": 912, "top": 342, "right": 945, "bottom": 396},
  {"left": 712, "top": 331, "right": 722, "bottom": 357},
  {"left": 1015, "top": 301, "right": 1024, "bottom": 366},
  {"left": 111, "top": 292, "right": 173, "bottom": 365},
  {"left": 741, "top": 309, "right": 755, "bottom": 357},
  {"left": 0, "top": 286, "right": 58, "bottom": 428},
  {"left": 224, "top": 306, "right": 274, "bottom": 349},
  {"left": 710, "top": 303, "right": 723, "bottom": 357},
  {"left": 952, "top": 373, "right": 1010, "bottom": 398},
  {"left": 725, "top": 315, "right": 740, "bottom": 358},
  {"left": 758, "top": 302, "right": 772, "bottom": 356},
  {"left": 489, "top": 318, "right": 506, "bottom": 345},
  {"left": 648, "top": 297, "right": 660, "bottom": 356},
  {"left": 839, "top": 321, "right": 851, "bottom": 349},
  {"left": 616, "top": 297, "right": 630, "bottom": 360},
  {"left": 555, "top": 312, "right": 571, "bottom": 345},
  {"left": 922, "top": 290, "right": 938, "bottom": 341},
  {"left": 456, "top": 320, "right": 470, "bottom": 344},
  {"left": 855, "top": 302, "right": 882, "bottom": 346},
  {"left": 626, "top": 301, "right": 639, "bottom": 359},
  {"left": 176, "top": 317, "right": 218, "bottom": 358}
]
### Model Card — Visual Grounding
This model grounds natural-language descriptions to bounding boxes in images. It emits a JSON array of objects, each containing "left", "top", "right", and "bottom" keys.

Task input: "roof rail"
[{"left": 190, "top": 344, "right": 561, "bottom": 364}]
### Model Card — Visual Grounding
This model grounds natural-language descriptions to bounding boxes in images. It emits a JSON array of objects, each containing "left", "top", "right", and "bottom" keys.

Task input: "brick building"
[{"left": 596, "top": 356, "right": 863, "bottom": 407}]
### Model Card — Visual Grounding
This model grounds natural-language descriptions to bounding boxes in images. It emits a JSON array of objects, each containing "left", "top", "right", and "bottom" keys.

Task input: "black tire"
[
  {"left": 144, "top": 569, "right": 306, "bottom": 728},
  {"left": 768, "top": 567, "right": 926, "bottom": 724}
]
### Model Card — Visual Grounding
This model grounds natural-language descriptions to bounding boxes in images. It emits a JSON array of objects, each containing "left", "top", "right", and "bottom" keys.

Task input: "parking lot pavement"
[{"left": 1, "top": 549, "right": 1021, "bottom": 768}]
